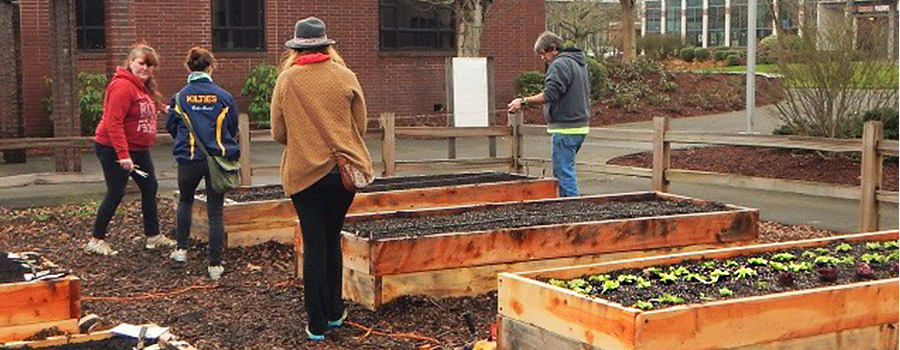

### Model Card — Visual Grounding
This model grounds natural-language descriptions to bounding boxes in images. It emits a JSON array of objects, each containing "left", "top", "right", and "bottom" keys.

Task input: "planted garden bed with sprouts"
[
  {"left": 293, "top": 192, "right": 758, "bottom": 310},
  {"left": 497, "top": 231, "right": 899, "bottom": 350},
  {"left": 178, "top": 172, "right": 557, "bottom": 247},
  {"left": 0, "top": 253, "right": 80, "bottom": 343}
]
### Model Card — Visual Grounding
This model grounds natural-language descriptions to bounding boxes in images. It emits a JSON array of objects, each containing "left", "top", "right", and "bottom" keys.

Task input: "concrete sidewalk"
[{"left": 1, "top": 107, "right": 896, "bottom": 233}]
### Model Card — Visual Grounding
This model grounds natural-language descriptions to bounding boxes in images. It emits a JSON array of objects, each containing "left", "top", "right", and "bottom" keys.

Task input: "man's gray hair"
[{"left": 533, "top": 31, "right": 564, "bottom": 54}]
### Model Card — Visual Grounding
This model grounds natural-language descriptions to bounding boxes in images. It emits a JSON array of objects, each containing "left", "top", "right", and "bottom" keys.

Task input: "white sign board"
[{"left": 451, "top": 57, "right": 490, "bottom": 127}]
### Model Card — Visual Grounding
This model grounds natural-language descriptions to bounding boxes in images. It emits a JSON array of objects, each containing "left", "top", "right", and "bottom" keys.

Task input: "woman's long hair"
[
  {"left": 124, "top": 44, "right": 162, "bottom": 102},
  {"left": 279, "top": 45, "right": 345, "bottom": 73}
]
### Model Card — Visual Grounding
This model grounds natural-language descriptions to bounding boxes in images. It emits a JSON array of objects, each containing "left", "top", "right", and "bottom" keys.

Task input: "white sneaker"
[
  {"left": 169, "top": 249, "right": 187, "bottom": 263},
  {"left": 208, "top": 265, "right": 224, "bottom": 280},
  {"left": 145, "top": 234, "right": 176, "bottom": 249},
  {"left": 83, "top": 238, "right": 118, "bottom": 256}
]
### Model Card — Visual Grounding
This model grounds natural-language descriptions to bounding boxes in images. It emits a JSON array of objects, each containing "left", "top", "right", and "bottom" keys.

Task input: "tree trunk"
[
  {"left": 621, "top": 0, "right": 636, "bottom": 62},
  {"left": 456, "top": 0, "right": 489, "bottom": 57}
]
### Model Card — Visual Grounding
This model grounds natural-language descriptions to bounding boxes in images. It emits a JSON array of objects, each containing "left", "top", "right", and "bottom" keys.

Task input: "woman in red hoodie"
[{"left": 85, "top": 44, "right": 175, "bottom": 256}]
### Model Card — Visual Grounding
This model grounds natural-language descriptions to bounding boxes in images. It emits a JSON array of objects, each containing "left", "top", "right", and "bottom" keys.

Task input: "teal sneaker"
[
  {"left": 327, "top": 309, "right": 348, "bottom": 327},
  {"left": 305, "top": 325, "right": 325, "bottom": 341}
]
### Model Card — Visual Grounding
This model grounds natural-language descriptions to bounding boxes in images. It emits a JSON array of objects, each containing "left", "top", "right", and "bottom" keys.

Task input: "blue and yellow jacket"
[{"left": 166, "top": 73, "right": 240, "bottom": 163}]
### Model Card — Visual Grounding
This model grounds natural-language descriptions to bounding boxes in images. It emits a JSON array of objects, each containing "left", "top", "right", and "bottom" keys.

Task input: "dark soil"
[
  {"left": 608, "top": 146, "right": 900, "bottom": 191},
  {"left": 344, "top": 198, "right": 728, "bottom": 240},
  {"left": 0, "top": 199, "right": 845, "bottom": 349},
  {"left": 221, "top": 172, "right": 532, "bottom": 202},
  {"left": 520, "top": 72, "right": 782, "bottom": 126},
  {"left": 551, "top": 240, "right": 899, "bottom": 310},
  {"left": 1, "top": 337, "right": 138, "bottom": 350}
]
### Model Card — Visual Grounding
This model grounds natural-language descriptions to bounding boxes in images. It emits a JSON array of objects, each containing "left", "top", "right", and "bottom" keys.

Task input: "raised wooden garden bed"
[
  {"left": 0, "top": 254, "right": 80, "bottom": 343},
  {"left": 0, "top": 327, "right": 196, "bottom": 349},
  {"left": 178, "top": 172, "right": 558, "bottom": 247},
  {"left": 294, "top": 191, "right": 759, "bottom": 310},
  {"left": 497, "top": 230, "right": 900, "bottom": 350}
]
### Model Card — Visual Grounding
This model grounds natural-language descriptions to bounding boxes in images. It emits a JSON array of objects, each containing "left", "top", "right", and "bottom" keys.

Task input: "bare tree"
[
  {"left": 417, "top": 0, "right": 494, "bottom": 57},
  {"left": 548, "top": 0, "right": 619, "bottom": 54}
]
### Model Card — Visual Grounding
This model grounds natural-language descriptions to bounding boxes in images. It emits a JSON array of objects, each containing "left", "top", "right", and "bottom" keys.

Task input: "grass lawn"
[
  {"left": 692, "top": 62, "right": 897, "bottom": 88},
  {"left": 694, "top": 64, "right": 776, "bottom": 74}
]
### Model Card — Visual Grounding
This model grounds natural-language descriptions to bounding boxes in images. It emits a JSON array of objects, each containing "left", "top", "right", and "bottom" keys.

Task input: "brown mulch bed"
[
  {"left": 608, "top": 146, "right": 899, "bottom": 192},
  {"left": 0, "top": 199, "right": 844, "bottom": 349},
  {"left": 521, "top": 72, "right": 782, "bottom": 126}
]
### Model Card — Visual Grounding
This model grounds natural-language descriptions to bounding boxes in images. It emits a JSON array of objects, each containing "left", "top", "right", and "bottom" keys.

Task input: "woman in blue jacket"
[{"left": 165, "top": 47, "right": 240, "bottom": 280}]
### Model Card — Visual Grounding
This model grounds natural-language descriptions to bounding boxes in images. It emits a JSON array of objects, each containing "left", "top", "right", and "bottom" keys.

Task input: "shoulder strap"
[{"left": 174, "top": 92, "right": 213, "bottom": 159}]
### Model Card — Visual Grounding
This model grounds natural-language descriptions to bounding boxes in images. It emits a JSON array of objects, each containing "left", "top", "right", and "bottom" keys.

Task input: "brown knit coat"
[{"left": 270, "top": 59, "right": 373, "bottom": 196}]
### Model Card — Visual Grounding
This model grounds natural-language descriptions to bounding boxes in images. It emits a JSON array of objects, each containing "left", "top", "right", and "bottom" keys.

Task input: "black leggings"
[
  {"left": 92, "top": 142, "right": 159, "bottom": 239},
  {"left": 291, "top": 173, "right": 355, "bottom": 335},
  {"left": 175, "top": 160, "right": 224, "bottom": 266}
]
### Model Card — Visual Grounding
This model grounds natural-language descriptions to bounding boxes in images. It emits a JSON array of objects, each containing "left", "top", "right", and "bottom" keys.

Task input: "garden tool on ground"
[{"left": 133, "top": 325, "right": 148, "bottom": 350}]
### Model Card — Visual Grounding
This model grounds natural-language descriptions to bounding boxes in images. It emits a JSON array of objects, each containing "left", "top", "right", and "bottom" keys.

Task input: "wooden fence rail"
[{"left": 1, "top": 113, "right": 896, "bottom": 232}]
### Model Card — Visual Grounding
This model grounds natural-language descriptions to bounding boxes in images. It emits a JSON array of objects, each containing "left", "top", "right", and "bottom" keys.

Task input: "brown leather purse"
[{"left": 309, "top": 114, "right": 372, "bottom": 192}]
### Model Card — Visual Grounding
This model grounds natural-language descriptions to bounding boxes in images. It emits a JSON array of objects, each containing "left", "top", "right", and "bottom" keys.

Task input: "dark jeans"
[
  {"left": 291, "top": 173, "right": 355, "bottom": 335},
  {"left": 175, "top": 160, "right": 225, "bottom": 266},
  {"left": 92, "top": 142, "right": 159, "bottom": 239}
]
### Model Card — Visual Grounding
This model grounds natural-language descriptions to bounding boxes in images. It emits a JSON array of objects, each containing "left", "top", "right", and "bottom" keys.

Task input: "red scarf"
[{"left": 294, "top": 53, "right": 331, "bottom": 66}]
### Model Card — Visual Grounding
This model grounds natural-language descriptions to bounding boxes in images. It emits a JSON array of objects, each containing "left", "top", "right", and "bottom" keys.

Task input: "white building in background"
[{"left": 639, "top": 0, "right": 898, "bottom": 57}]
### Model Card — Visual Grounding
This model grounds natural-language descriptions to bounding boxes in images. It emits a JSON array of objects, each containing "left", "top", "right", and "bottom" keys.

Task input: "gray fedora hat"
[{"left": 285, "top": 17, "right": 336, "bottom": 49}]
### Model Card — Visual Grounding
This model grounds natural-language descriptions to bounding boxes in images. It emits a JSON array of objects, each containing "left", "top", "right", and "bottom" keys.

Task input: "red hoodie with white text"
[{"left": 94, "top": 67, "right": 158, "bottom": 160}]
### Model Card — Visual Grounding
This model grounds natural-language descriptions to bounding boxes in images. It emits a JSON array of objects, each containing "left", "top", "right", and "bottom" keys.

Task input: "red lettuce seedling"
[
  {"left": 855, "top": 263, "right": 875, "bottom": 279},
  {"left": 817, "top": 266, "right": 838, "bottom": 282},
  {"left": 776, "top": 271, "right": 795, "bottom": 286}
]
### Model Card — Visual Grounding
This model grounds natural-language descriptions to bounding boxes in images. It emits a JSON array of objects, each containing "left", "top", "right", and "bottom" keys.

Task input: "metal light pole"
[{"left": 746, "top": 0, "right": 757, "bottom": 133}]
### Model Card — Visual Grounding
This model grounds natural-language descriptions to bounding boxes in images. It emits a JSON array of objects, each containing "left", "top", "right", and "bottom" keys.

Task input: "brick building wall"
[{"left": 18, "top": 0, "right": 545, "bottom": 137}]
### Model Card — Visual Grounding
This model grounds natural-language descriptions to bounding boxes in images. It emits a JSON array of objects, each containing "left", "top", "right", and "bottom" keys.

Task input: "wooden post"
[
  {"left": 652, "top": 116, "right": 670, "bottom": 192},
  {"left": 381, "top": 113, "right": 396, "bottom": 177},
  {"left": 0, "top": 1, "right": 26, "bottom": 164},
  {"left": 238, "top": 113, "right": 251, "bottom": 186},
  {"left": 508, "top": 111, "right": 523, "bottom": 173},
  {"left": 49, "top": 0, "right": 81, "bottom": 172},
  {"left": 859, "top": 121, "right": 882, "bottom": 232}
]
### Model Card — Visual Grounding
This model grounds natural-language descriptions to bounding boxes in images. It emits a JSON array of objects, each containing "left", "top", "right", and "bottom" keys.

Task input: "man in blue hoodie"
[{"left": 508, "top": 31, "right": 591, "bottom": 197}]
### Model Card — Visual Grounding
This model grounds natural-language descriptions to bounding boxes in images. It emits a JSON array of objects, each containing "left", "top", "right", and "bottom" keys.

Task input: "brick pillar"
[
  {"left": 0, "top": 1, "right": 26, "bottom": 163},
  {"left": 49, "top": 0, "right": 81, "bottom": 172},
  {"left": 106, "top": 0, "right": 136, "bottom": 74}
]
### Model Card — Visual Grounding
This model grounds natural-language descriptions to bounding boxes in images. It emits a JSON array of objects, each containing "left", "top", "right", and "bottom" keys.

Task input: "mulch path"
[
  {"left": 521, "top": 72, "right": 782, "bottom": 126},
  {"left": 608, "top": 146, "right": 899, "bottom": 192},
  {"left": 0, "top": 199, "right": 846, "bottom": 349}
]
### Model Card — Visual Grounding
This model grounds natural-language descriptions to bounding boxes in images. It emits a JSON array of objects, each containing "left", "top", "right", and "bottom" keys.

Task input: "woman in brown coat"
[{"left": 270, "top": 17, "right": 373, "bottom": 341}]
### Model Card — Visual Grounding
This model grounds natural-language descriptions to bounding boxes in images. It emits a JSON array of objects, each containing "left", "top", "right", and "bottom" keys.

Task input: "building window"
[
  {"left": 76, "top": 0, "right": 105, "bottom": 51},
  {"left": 731, "top": 0, "right": 748, "bottom": 46},
  {"left": 665, "top": 0, "right": 681, "bottom": 34},
  {"left": 212, "top": 0, "right": 265, "bottom": 51},
  {"left": 757, "top": 0, "right": 773, "bottom": 40},
  {"left": 708, "top": 0, "right": 726, "bottom": 46},
  {"left": 685, "top": 0, "right": 703, "bottom": 46},
  {"left": 646, "top": 1, "right": 662, "bottom": 34},
  {"left": 380, "top": 0, "right": 455, "bottom": 51}
]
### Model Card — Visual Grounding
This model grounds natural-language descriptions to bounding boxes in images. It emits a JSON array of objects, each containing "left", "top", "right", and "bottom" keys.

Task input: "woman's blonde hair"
[
  {"left": 279, "top": 45, "right": 345, "bottom": 73},
  {"left": 124, "top": 43, "right": 161, "bottom": 102}
]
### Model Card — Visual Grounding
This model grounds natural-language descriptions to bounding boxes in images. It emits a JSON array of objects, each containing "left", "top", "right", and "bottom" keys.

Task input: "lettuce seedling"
[
  {"left": 889, "top": 250, "right": 899, "bottom": 261},
  {"left": 769, "top": 261, "right": 788, "bottom": 271},
  {"left": 837, "top": 256, "right": 856, "bottom": 265},
  {"left": 588, "top": 274, "right": 611, "bottom": 283},
  {"left": 770, "top": 253, "right": 796, "bottom": 262},
  {"left": 884, "top": 240, "right": 899, "bottom": 249},
  {"left": 635, "top": 277, "right": 652, "bottom": 289},
  {"left": 669, "top": 266, "right": 690, "bottom": 276},
  {"left": 698, "top": 292, "right": 715, "bottom": 301},
  {"left": 757, "top": 281, "right": 769, "bottom": 289},
  {"left": 814, "top": 248, "right": 831, "bottom": 255},
  {"left": 861, "top": 253, "right": 887, "bottom": 264},
  {"left": 701, "top": 260, "right": 717, "bottom": 270},
  {"left": 816, "top": 266, "right": 838, "bottom": 282},
  {"left": 567, "top": 279, "right": 593, "bottom": 294},
  {"left": 642, "top": 267, "right": 662, "bottom": 279},
  {"left": 723, "top": 260, "right": 739, "bottom": 267},
  {"left": 866, "top": 242, "right": 882, "bottom": 250},
  {"left": 708, "top": 269, "right": 731, "bottom": 283},
  {"left": 651, "top": 294, "right": 685, "bottom": 305},
  {"left": 735, "top": 266, "right": 757, "bottom": 280},
  {"left": 788, "top": 261, "right": 813, "bottom": 272},
  {"left": 855, "top": 262, "right": 875, "bottom": 279},
  {"left": 814, "top": 255, "right": 840, "bottom": 266},
  {"left": 777, "top": 271, "right": 795, "bottom": 286},
  {"left": 682, "top": 272, "right": 707, "bottom": 283},
  {"left": 658, "top": 272, "right": 678, "bottom": 284},
  {"left": 747, "top": 257, "right": 768, "bottom": 266},
  {"left": 632, "top": 300, "right": 654, "bottom": 310},
  {"left": 834, "top": 243, "right": 853, "bottom": 252},
  {"left": 801, "top": 250, "right": 818, "bottom": 258},
  {"left": 600, "top": 279, "right": 620, "bottom": 294},
  {"left": 718, "top": 287, "right": 734, "bottom": 297},
  {"left": 617, "top": 274, "right": 640, "bottom": 284},
  {"left": 548, "top": 279, "right": 567, "bottom": 288}
]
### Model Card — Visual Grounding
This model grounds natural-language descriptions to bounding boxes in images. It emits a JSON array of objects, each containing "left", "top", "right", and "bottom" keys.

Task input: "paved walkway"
[{"left": 1, "top": 106, "right": 896, "bottom": 232}]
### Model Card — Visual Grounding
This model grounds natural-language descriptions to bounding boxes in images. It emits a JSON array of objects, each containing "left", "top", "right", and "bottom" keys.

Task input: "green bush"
[
  {"left": 515, "top": 70, "right": 545, "bottom": 97},
  {"left": 713, "top": 50, "right": 730, "bottom": 61},
  {"left": 241, "top": 65, "right": 278, "bottom": 128},
  {"left": 713, "top": 46, "right": 730, "bottom": 53},
  {"left": 585, "top": 57, "right": 609, "bottom": 99},
  {"left": 43, "top": 72, "right": 108, "bottom": 136},
  {"left": 679, "top": 47, "right": 695, "bottom": 62},
  {"left": 854, "top": 107, "right": 899, "bottom": 140},
  {"left": 693, "top": 48, "right": 710, "bottom": 61},
  {"left": 638, "top": 34, "right": 684, "bottom": 59},
  {"left": 725, "top": 54, "right": 741, "bottom": 66}
]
